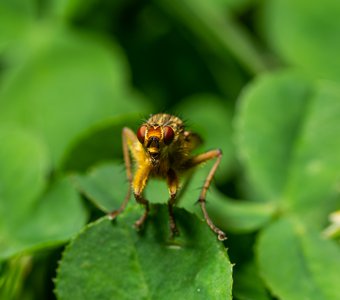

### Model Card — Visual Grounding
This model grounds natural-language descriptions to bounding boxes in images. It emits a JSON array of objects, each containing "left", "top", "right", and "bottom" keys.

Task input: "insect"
[{"left": 109, "top": 113, "right": 226, "bottom": 241}]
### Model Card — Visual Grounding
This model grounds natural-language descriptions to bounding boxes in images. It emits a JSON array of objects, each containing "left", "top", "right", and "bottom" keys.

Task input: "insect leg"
[
  {"left": 166, "top": 169, "right": 179, "bottom": 237},
  {"left": 186, "top": 149, "right": 227, "bottom": 241},
  {"left": 133, "top": 193, "right": 150, "bottom": 229},
  {"left": 132, "top": 166, "right": 151, "bottom": 229},
  {"left": 108, "top": 127, "right": 138, "bottom": 219}
]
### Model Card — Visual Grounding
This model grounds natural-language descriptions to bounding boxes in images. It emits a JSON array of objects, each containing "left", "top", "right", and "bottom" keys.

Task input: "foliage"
[{"left": 0, "top": 0, "right": 339, "bottom": 299}]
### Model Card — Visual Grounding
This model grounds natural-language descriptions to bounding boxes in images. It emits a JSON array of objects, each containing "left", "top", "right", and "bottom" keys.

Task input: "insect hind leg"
[{"left": 186, "top": 149, "right": 227, "bottom": 241}]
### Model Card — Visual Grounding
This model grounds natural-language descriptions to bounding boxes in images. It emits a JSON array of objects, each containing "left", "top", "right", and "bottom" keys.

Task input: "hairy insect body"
[
  {"left": 135, "top": 114, "right": 188, "bottom": 176},
  {"left": 110, "top": 113, "right": 226, "bottom": 241}
]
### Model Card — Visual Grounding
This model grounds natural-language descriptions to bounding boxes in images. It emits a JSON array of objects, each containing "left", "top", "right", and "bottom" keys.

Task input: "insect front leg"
[
  {"left": 166, "top": 169, "right": 180, "bottom": 238},
  {"left": 186, "top": 149, "right": 227, "bottom": 241},
  {"left": 109, "top": 127, "right": 139, "bottom": 219},
  {"left": 132, "top": 167, "right": 151, "bottom": 230}
]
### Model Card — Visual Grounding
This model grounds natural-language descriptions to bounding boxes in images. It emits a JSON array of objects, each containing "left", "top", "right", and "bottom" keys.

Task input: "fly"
[{"left": 109, "top": 113, "right": 226, "bottom": 241}]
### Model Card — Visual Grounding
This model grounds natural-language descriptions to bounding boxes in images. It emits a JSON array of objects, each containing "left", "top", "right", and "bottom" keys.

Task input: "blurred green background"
[{"left": 1, "top": 0, "right": 340, "bottom": 299}]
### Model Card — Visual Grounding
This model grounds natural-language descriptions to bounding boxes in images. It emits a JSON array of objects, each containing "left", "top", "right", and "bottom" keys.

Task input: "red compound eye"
[
  {"left": 163, "top": 126, "right": 174, "bottom": 145},
  {"left": 137, "top": 125, "right": 147, "bottom": 144}
]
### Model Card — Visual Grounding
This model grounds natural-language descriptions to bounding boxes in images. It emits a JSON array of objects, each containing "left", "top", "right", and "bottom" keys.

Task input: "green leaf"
[
  {"left": 0, "top": 176, "right": 88, "bottom": 260},
  {"left": 61, "top": 114, "right": 141, "bottom": 172},
  {"left": 74, "top": 162, "right": 275, "bottom": 233},
  {"left": 177, "top": 168, "right": 275, "bottom": 233},
  {"left": 207, "top": 192, "right": 276, "bottom": 234},
  {"left": 0, "top": 126, "right": 87, "bottom": 260},
  {"left": 235, "top": 71, "right": 312, "bottom": 201},
  {"left": 236, "top": 70, "right": 340, "bottom": 227},
  {"left": 233, "top": 261, "right": 270, "bottom": 300},
  {"left": 14, "top": 178, "right": 88, "bottom": 249},
  {"left": 175, "top": 94, "right": 235, "bottom": 181},
  {"left": 0, "top": 24, "right": 148, "bottom": 167},
  {"left": 73, "top": 162, "right": 172, "bottom": 213},
  {"left": 263, "top": 0, "right": 340, "bottom": 81},
  {"left": 0, "top": 0, "right": 35, "bottom": 52},
  {"left": 284, "top": 81, "right": 340, "bottom": 225},
  {"left": 257, "top": 218, "right": 340, "bottom": 300},
  {"left": 73, "top": 163, "right": 129, "bottom": 213},
  {"left": 56, "top": 205, "right": 233, "bottom": 299},
  {"left": 0, "top": 127, "right": 48, "bottom": 226}
]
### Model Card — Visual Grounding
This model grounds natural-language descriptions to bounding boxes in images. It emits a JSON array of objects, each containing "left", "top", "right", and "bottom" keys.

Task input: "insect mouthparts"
[
  {"left": 147, "top": 136, "right": 160, "bottom": 148},
  {"left": 150, "top": 152, "right": 159, "bottom": 159}
]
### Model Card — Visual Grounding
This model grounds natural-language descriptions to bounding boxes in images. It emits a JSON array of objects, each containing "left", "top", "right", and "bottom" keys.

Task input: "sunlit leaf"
[
  {"left": 235, "top": 71, "right": 311, "bottom": 201},
  {"left": 236, "top": 70, "right": 340, "bottom": 227},
  {"left": 257, "top": 218, "right": 340, "bottom": 300},
  {"left": 263, "top": 0, "right": 340, "bottom": 81},
  {"left": 56, "top": 206, "right": 233, "bottom": 299}
]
